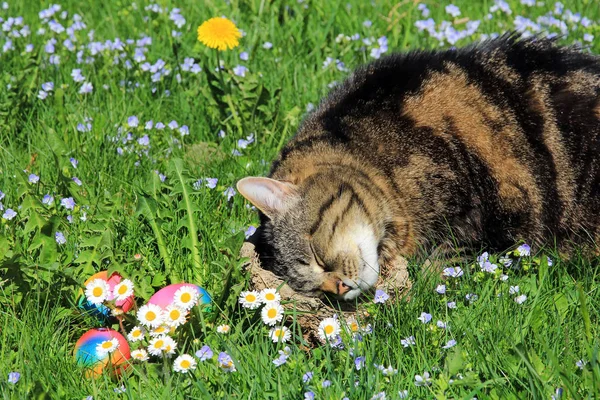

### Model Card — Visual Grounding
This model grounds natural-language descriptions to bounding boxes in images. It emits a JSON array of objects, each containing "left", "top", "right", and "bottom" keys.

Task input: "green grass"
[{"left": 1, "top": 0, "right": 600, "bottom": 398}]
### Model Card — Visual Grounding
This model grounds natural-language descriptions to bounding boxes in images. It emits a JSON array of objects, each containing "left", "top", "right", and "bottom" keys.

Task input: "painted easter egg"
[
  {"left": 148, "top": 283, "right": 211, "bottom": 311},
  {"left": 74, "top": 328, "right": 131, "bottom": 378},
  {"left": 77, "top": 271, "right": 135, "bottom": 320}
]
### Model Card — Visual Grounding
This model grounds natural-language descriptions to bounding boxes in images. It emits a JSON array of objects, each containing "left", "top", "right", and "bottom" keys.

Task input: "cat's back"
[{"left": 271, "top": 35, "right": 600, "bottom": 249}]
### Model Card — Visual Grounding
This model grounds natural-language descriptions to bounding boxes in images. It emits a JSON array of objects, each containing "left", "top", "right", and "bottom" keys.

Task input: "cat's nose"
[{"left": 338, "top": 280, "right": 351, "bottom": 295}]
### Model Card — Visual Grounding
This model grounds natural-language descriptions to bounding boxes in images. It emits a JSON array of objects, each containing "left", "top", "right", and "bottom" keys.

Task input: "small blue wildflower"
[
  {"left": 72, "top": 177, "right": 82, "bottom": 186},
  {"left": 145, "top": 120, "right": 153, "bottom": 130},
  {"left": 138, "top": 135, "right": 150, "bottom": 146},
  {"left": 127, "top": 116, "right": 139, "bottom": 128},
  {"left": 363, "top": 20, "right": 372, "bottom": 28},
  {"left": 447, "top": 301, "right": 457, "bottom": 309},
  {"left": 401, "top": 336, "right": 415, "bottom": 347},
  {"left": 155, "top": 122, "right": 165, "bottom": 129},
  {"left": 514, "top": 294, "right": 527, "bottom": 304},
  {"left": 417, "top": 3, "right": 430, "bottom": 17},
  {"left": 179, "top": 125, "right": 189, "bottom": 136},
  {"left": 435, "top": 284, "right": 446, "bottom": 294},
  {"left": 245, "top": 225, "right": 256, "bottom": 239},
  {"left": 195, "top": 345, "right": 213, "bottom": 361},
  {"left": 371, "top": 392, "right": 386, "bottom": 400},
  {"left": 322, "top": 380, "right": 331, "bottom": 388},
  {"left": 436, "top": 320, "right": 447, "bottom": 329},
  {"left": 42, "top": 194, "right": 54, "bottom": 205},
  {"left": 204, "top": 178, "right": 218, "bottom": 189},
  {"left": 240, "top": 51, "right": 249, "bottom": 60},
  {"left": 445, "top": 4, "right": 461, "bottom": 17},
  {"left": 28, "top": 173, "right": 39, "bottom": 184},
  {"left": 373, "top": 289, "right": 389, "bottom": 304},
  {"left": 223, "top": 187, "right": 236, "bottom": 201},
  {"left": 168, "top": 120, "right": 179, "bottom": 130},
  {"left": 576, "top": 359, "right": 586, "bottom": 369},
  {"left": 466, "top": 293, "right": 478, "bottom": 303},
  {"left": 302, "top": 371, "right": 313, "bottom": 383},
  {"left": 521, "top": 0, "right": 535, "bottom": 5},
  {"left": 547, "top": 256, "right": 553, "bottom": 266},
  {"left": 304, "top": 392, "right": 315, "bottom": 400},
  {"left": 70, "top": 157, "right": 78, "bottom": 168},
  {"left": 399, "top": 390, "right": 409, "bottom": 399},
  {"left": 583, "top": 33, "right": 593, "bottom": 43},
  {"left": 55, "top": 231, "right": 66, "bottom": 244},
  {"left": 442, "top": 339, "right": 457, "bottom": 349},
  {"left": 442, "top": 267, "right": 463, "bottom": 278},
  {"left": 418, "top": 312, "right": 432, "bottom": 323},
  {"left": 237, "top": 133, "right": 254, "bottom": 149},
  {"left": 217, "top": 352, "right": 236, "bottom": 372},
  {"left": 272, "top": 354, "right": 288, "bottom": 367},
  {"left": 481, "top": 261, "right": 498, "bottom": 273},
  {"left": 218, "top": 129, "right": 226, "bottom": 138},
  {"left": 3, "top": 209, "right": 17, "bottom": 220},
  {"left": 61, "top": 197, "right": 75, "bottom": 210},
  {"left": 499, "top": 255, "right": 513, "bottom": 267},
  {"left": 509, "top": 285, "right": 519, "bottom": 295},
  {"left": 67, "top": 215, "right": 73, "bottom": 223},
  {"left": 233, "top": 65, "right": 248, "bottom": 77},
  {"left": 7, "top": 372, "right": 20, "bottom": 384},
  {"left": 263, "top": 42, "right": 273, "bottom": 49},
  {"left": 71, "top": 69, "right": 85, "bottom": 82},
  {"left": 354, "top": 356, "right": 365, "bottom": 370},
  {"left": 516, "top": 243, "right": 531, "bottom": 256},
  {"left": 42, "top": 82, "right": 54, "bottom": 92},
  {"left": 79, "top": 82, "right": 93, "bottom": 94},
  {"left": 0, "top": 191, "right": 4, "bottom": 201}
]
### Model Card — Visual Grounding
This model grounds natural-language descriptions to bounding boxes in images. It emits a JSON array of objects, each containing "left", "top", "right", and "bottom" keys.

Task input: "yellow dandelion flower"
[{"left": 197, "top": 17, "right": 241, "bottom": 51}]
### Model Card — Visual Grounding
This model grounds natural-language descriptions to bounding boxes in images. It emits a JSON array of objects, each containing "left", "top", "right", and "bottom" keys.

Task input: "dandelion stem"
[{"left": 215, "top": 50, "right": 244, "bottom": 134}]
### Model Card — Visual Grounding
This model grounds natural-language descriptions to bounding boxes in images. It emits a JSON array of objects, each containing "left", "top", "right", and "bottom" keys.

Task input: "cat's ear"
[{"left": 236, "top": 177, "right": 299, "bottom": 218}]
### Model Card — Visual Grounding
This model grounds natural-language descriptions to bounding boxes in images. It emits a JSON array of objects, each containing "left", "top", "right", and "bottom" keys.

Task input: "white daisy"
[
  {"left": 345, "top": 316, "right": 360, "bottom": 333},
  {"left": 173, "top": 354, "right": 197, "bottom": 373},
  {"left": 173, "top": 286, "right": 199, "bottom": 310},
  {"left": 239, "top": 290, "right": 261, "bottom": 309},
  {"left": 149, "top": 325, "right": 171, "bottom": 337},
  {"left": 269, "top": 326, "right": 291, "bottom": 343},
  {"left": 318, "top": 317, "right": 341, "bottom": 341},
  {"left": 259, "top": 288, "right": 281, "bottom": 304},
  {"left": 131, "top": 348, "right": 149, "bottom": 361},
  {"left": 113, "top": 279, "right": 134, "bottom": 301},
  {"left": 148, "top": 336, "right": 167, "bottom": 356},
  {"left": 85, "top": 279, "right": 110, "bottom": 305},
  {"left": 127, "top": 326, "right": 145, "bottom": 342},
  {"left": 162, "top": 336, "right": 177, "bottom": 355},
  {"left": 261, "top": 302, "right": 284, "bottom": 326},
  {"left": 164, "top": 305, "right": 187, "bottom": 328},
  {"left": 137, "top": 303, "right": 164, "bottom": 328},
  {"left": 216, "top": 324, "right": 231, "bottom": 334},
  {"left": 96, "top": 338, "right": 119, "bottom": 356}
]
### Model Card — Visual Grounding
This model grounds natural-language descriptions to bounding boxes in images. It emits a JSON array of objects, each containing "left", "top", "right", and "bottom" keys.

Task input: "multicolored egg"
[
  {"left": 77, "top": 271, "right": 135, "bottom": 320},
  {"left": 148, "top": 283, "right": 211, "bottom": 311},
  {"left": 74, "top": 328, "right": 131, "bottom": 378}
]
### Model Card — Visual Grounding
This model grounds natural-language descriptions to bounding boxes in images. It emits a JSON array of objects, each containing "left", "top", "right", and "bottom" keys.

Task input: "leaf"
[
  {"left": 168, "top": 158, "right": 202, "bottom": 282},
  {"left": 24, "top": 211, "right": 47, "bottom": 235},
  {"left": 446, "top": 346, "right": 465, "bottom": 376},
  {"left": 135, "top": 192, "right": 177, "bottom": 282}
]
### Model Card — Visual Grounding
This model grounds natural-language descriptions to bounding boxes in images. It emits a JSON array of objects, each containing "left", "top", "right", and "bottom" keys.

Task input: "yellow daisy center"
[
  {"left": 181, "top": 360, "right": 191, "bottom": 369},
  {"left": 154, "top": 340, "right": 164, "bottom": 348},
  {"left": 197, "top": 17, "right": 242, "bottom": 51},
  {"left": 170, "top": 309, "right": 181, "bottom": 320},
  {"left": 350, "top": 322, "right": 359, "bottom": 332},
  {"left": 102, "top": 341, "right": 113, "bottom": 349},
  {"left": 146, "top": 311, "right": 156, "bottom": 321},
  {"left": 93, "top": 287, "right": 103, "bottom": 297},
  {"left": 118, "top": 285, "right": 128, "bottom": 295},
  {"left": 267, "top": 309, "right": 277, "bottom": 319},
  {"left": 324, "top": 325, "right": 334, "bottom": 335},
  {"left": 265, "top": 293, "right": 275, "bottom": 301},
  {"left": 180, "top": 292, "right": 191, "bottom": 303},
  {"left": 133, "top": 330, "right": 141, "bottom": 337},
  {"left": 246, "top": 294, "right": 256, "bottom": 302},
  {"left": 275, "top": 329, "right": 283, "bottom": 338}
]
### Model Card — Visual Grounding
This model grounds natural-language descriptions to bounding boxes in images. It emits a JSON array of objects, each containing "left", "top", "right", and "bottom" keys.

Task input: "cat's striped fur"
[{"left": 237, "top": 35, "right": 600, "bottom": 300}]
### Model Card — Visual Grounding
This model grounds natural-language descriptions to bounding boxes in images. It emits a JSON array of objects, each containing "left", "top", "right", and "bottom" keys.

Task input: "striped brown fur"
[{"left": 237, "top": 35, "right": 600, "bottom": 300}]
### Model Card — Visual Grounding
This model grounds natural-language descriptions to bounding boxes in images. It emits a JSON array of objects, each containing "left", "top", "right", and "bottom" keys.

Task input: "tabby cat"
[{"left": 237, "top": 35, "right": 600, "bottom": 300}]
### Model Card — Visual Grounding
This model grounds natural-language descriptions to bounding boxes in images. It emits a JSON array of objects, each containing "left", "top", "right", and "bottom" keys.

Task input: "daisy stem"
[
  {"left": 162, "top": 353, "right": 170, "bottom": 384},
  {"left": 214, "top": 50, "right": 243, "bottom": 134}
]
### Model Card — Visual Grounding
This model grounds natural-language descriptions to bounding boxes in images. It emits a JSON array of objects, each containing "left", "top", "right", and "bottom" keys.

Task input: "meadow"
[{"left": 1, "top": 0, "right": 599, "bottom": 398}]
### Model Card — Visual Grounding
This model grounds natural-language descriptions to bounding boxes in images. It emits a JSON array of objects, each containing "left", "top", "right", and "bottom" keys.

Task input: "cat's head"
[{"left": 237, "top": 176, "right": 381, "bottom": 300}]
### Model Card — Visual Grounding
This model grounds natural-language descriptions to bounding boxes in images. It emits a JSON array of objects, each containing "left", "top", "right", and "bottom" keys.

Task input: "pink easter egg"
[
  {"left": 74, "top": 328, "right": 131, "bottom": 378},
  {"left": 80, "top": 271, "right": 135, "bottom": 314},
  {"left": 148, "top": 283, "right": 211, "bottom": 310}
]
